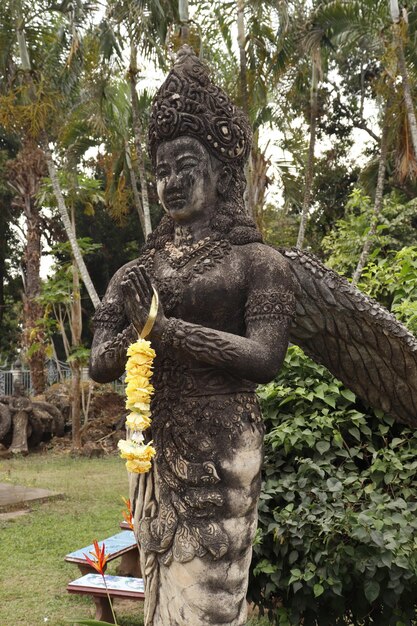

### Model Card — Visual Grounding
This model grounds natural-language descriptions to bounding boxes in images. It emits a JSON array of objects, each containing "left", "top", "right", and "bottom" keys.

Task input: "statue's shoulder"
[{"left": 235, "top": 241, "right": 290, "bottom": 276}]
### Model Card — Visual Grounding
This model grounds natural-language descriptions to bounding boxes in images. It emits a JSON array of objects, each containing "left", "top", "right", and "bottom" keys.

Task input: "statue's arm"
[
  {"left": 89, "top": 265, "right": 138, "bottom": 383},
  {"left": 155, "top": 249, "right": 295, "bottom": 384}
]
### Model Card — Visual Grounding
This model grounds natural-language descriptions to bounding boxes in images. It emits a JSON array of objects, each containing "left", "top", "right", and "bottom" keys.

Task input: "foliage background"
[
  {"left": 249, "top": 346, "right": 417, "bottom": 625},
  {"left": 1, "top": 0, "right": 417, "bottom": 624}
]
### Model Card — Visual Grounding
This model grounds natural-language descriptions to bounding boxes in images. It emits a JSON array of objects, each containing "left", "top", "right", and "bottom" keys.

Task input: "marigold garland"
[{"left": 117, "top": 338, "right": 156, "bottom": 474}]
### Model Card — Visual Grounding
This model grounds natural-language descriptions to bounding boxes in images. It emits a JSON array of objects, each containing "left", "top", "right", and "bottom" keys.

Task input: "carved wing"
[{"left": 279, "top": 247, "right": 417, "bottom": 427}]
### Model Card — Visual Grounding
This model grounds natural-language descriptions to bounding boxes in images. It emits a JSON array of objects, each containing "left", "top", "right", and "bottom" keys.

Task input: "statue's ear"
[{"left": 217, "top": 165, "right": 233, "bottom": 195}]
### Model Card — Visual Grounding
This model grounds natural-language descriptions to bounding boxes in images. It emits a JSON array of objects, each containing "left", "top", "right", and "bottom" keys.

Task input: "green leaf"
[
  {"left": 316, "top": 440, "right": 330, "bottom": 455},
  {"left": 313, "top": 583, "right": 324, "bottom": 597},
  {"left": 364, "top": 580, "right": 380, "bottom": 603},
  {"left": 323, "top": 395, "right": 336, "bottom": 408},
  {"left": 340, "top": 389, "right": 356, "bottom": 402},
  {"left": 348, "top": 426, "right": 361, "bottom": 441},
  {"left": 288, "top": 550, "right": 298, "bottom": 565},
  {"left": 326, "top": 477, "right": 343, "bottom": 492},
  {"left": 26, "top": 342, "right": 42, "bottom": 358},
  {"left": 293, "top": 581, "right": 303, "bottom": 593},
  {"left": 254, "top": 559, "right": 277, "bottom": 575}
]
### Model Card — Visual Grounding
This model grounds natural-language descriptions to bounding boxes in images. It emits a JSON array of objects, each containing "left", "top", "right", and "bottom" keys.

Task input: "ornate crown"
[{"left": 148, "top": 45, "right": 252, "bottom": 167}]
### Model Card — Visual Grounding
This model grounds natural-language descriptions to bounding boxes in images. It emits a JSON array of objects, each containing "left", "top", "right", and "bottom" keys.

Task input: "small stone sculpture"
[
  {"left": 9, "top": 380, "right": 32, "bottom": 454},
  {"left": 0, "top": 381, "right": 65, "bottom": 454},
  {"left": 90, "top": 46, "right": 417, "bottom": 626}
]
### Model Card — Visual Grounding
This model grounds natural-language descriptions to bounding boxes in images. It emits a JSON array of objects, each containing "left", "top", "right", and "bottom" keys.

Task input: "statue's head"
[
  {"left": 13, "top": 379, "right": 24, "bottom": 396},
  {"left": 155, "top": 135, "right": 226, "bottom": 225},
  {"left": 146, "top": 46, "right": 262, "bottom": 246}
]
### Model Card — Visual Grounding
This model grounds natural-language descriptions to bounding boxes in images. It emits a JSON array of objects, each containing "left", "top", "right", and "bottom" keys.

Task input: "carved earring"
[{"left": 217, "top": 166, "right": 232, "bottom": 196}]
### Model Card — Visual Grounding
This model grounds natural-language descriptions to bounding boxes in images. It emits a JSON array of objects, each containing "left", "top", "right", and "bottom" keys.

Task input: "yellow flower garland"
[{"left": 118, "top": 338, "right": 156, "bottom": 474}]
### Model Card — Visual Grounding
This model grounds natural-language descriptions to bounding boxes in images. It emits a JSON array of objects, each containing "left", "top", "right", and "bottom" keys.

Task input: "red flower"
[
  {"left": 122, "top": 496, "right": 134, "bottom": 531},
  {"left": 83, "top": 540, "right": 109, "bottom": 575}
]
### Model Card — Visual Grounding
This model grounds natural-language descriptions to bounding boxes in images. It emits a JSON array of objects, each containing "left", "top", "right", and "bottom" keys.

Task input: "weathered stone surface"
[
  {"left": 89, "top": 44, "right": 417, "bottom": 626},
  {"left": 0, "top": 383, "right": 66, "bottom": 452},
  {"left": 0, "top": 482, "right": 62, "bottom": 512},
  {"left": 90, "top": 46, "right": 294, "bottom": 626},
  {"left": 9, "top": 409, "right": 29, "bottom": 454},
  {"left": 0, "top": 509, "right": 30, "bottom": 521}
]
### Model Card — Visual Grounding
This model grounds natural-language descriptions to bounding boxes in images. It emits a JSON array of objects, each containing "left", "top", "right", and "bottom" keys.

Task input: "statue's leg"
[
  {"left": 153, "top": 513, "right": 257, "bottom": 626},
  {"left": 150, "top": 418, "right": 263, "bottom": 626},
  {"left": 9, "top": 410, "right": 29, "bottom": 454}
]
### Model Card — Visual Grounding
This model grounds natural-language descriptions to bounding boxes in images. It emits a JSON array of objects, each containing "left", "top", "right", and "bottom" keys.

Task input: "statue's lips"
[{"left": 165, "top": 195, "right": 187, "bottom": 210}]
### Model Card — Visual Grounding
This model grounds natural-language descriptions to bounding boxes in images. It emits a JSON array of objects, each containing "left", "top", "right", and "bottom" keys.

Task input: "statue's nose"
[{"left": 166, "top": 172, "right": 181, "bottom": 192}]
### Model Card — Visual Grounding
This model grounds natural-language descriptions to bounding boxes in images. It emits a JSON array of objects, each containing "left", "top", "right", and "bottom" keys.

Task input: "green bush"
[
  {"left": 249, "top": 346, "right": 417, "bottom": 626},
  {"left": 358, "top": 246, "right": 417, "bottom": 335},
  {"left": 321, "top": 189, "right": 417, "bottom": 277}
]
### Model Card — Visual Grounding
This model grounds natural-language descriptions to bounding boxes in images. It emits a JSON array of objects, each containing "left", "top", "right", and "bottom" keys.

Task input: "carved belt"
[{"left": 152, "top": 364, "right": 256, "bottom": 398}]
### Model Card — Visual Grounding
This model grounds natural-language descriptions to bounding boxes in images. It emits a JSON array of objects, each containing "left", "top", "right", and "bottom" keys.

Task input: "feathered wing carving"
[{"left": 279, "top": 247, "right": 417, "bottom": 427}]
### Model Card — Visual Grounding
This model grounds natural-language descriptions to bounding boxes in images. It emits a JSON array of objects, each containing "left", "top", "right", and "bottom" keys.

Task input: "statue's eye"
[
  {"left": 179, "top": 159, "right": 198, "bottom": 171},
  {"left": 156, "top": 167, "right": 169, "bottom": 179}
]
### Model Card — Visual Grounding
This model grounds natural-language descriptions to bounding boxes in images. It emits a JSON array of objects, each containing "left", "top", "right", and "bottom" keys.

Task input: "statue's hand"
[{"left": 121, "top": 265, "right": 166, "bottom": 338}]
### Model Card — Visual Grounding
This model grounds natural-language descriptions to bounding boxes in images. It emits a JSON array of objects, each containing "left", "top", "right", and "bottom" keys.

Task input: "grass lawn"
[
  {"left": 0, "top": 453, "right": 143, "bottom": 626},
  {"left": 0, "top": 452, "right": 269, "bottom": 626}
]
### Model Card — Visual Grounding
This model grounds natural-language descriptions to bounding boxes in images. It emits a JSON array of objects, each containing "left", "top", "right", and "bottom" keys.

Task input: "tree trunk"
[
  {"left": 43, "top": 144, "right": 100, "bottom": 309},
  {"left": 0, "top": 213, "right": 6, "bottom": 331},
  {"left": 237, "top": 0, "right": 248, "bottom": 114},
  {"left": 70, "top": 214, "right": 82, "bottom": 450},
  {"left": 125, "top": 138, "right": 147, "bottom": 237},
  {"left": 14, "top": 3, "right": 36, "bottom": 100},
  {"left": 71, "top": 366, "right": 81, "bottom": 448},
  {"left": 236, "top": 0, "right": 255, "bottom": 218},
  {"left": 296, "top": 59, "right": 319, "bottom": 249},
  {"left": 7, "top": 144, "right": 47, "bottom": 395},
  {"left": 129, "top": 42, "right": 152, "bottom": 238},
  {"left": 23, "top": 199, "right": 46, "bottom": 394},
  {"left": 391, "top": 7, "right": 417, "bottom": 160},
  {"left": 251, "top": 147, "right": 270, "bottom": 233},
  {"left": 352, "top": 99, "right": 391, "bottom": 285},
  {"left": 15, "top": 0, "right": 31, "bottom": 73},
  {"left": 13, "top": 4, "right": 99, "bottom": 311},
  {"left": 178, "top": 0, "right": 189, "bottom": 43}
]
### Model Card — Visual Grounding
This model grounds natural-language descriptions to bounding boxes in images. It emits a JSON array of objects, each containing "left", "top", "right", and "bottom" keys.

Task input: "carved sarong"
[{"left": 131, "top": 367, "right": 264, "bottom": 626}]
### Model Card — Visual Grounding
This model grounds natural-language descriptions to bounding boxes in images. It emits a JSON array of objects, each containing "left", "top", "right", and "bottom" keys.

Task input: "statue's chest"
[{"left": 142, "top": 240, "right": 247, "bottom": 330}]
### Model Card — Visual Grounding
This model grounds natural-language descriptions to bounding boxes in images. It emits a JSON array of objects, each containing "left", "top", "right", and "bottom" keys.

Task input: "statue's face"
[{"left": 156, "top": 137, "right": 220, "bottom": 224}]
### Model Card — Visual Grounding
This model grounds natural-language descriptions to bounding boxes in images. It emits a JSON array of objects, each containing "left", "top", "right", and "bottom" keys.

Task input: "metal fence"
[
  {"left": 0, "top": 359, "right": 72, "bottom": 396},
  {"left": 0, "top": 359, "right": 124, "bottom": 395}
]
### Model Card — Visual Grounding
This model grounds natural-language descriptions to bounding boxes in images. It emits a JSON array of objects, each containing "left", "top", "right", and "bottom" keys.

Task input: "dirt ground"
[{"left": 43, "top": 385, "right": 126, "bottom": 456}]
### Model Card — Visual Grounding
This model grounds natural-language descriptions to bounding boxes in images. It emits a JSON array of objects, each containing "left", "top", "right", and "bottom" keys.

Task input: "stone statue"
[
  {"left": 89, "top": 46, "right": 417, "bottom": 626},
  {"left": 0, "top": 381, "right": 65, "bottom": 455},
  {"left": 9, "top": 380, "right": 32, "bottom": 454}
]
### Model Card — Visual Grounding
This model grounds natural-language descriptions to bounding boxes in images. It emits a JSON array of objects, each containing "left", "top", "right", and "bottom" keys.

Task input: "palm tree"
[
  {"left": 178, "top": 0, "right": 190, "bottom": 42},
  {"left": 237, "top": 0, "right": 249, "bottom": 114},
  {"left": 195, "top": 0, "right": 302, "bottom": 225},
  {"left": 352, "top": 95, "right": 393, "bottom": 284},
  {"left": 389, "top": 0, "right": 417, "bottom": 159},
  {"left": 38, "top": 174, "right": 103, "bottom": 448},
  {"left": 43, "top": 146, "right": 100, "bottom": 308},
  {"left": 97, "top": 0, "right": 179, "bottom": 238},
  {"left": 0, "top": 0, "right": 101, "bottom": 308},
  {"left": 129, "top": 41, "right": 152, "bottom": 237},
  {"left": 324, "top": 0, "right": 417, "bottom": 277},
  {"left": 6, "top": 143, "right": 47, "bottom": 393},
  {"left": 296, "top": 44, "right": 322, "bottom": 249}
]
